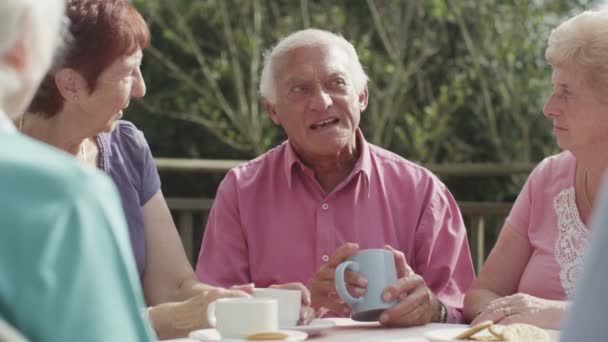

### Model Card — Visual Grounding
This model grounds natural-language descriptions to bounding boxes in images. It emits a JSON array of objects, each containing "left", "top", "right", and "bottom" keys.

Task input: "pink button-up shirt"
[{"left": 196, "top": 130, "right": 475, "bottom": 323}]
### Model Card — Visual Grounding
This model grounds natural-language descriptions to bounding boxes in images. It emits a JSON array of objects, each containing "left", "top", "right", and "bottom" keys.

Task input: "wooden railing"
[{"left": 159, "top": 159, "right": 534, "bottom": 271}]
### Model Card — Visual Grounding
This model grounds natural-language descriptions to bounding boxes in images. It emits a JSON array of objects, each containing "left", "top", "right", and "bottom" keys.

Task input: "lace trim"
[{"left": 553, "top": 188, "right": 590, "bottom": 299}]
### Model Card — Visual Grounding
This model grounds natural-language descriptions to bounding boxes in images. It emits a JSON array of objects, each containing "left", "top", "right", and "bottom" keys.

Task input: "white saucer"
[
  {"left": 188, "top": 329, "right": 307, "bottom": 342},
  {"left": 282, "top": 319, "right": 336, "bottom": 336}
]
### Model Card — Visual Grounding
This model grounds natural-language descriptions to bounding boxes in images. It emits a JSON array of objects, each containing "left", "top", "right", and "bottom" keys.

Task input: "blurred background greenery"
[{"left": 129, "top": 0, "right": 597, "bottom": 204}]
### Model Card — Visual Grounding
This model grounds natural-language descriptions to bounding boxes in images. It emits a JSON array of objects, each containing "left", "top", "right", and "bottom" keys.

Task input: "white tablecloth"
[
  {"left": 160, "top": 318, "right": 467, "bottom": 342},
  {"left": 309, "top": 318, "right": 465, "bottom": 341}
]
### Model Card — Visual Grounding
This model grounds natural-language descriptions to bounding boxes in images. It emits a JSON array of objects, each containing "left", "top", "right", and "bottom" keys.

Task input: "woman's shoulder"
[
  {"left": 100, "top": 120, "right": 149, "bottom": 154},
  {"left": 528, "top": 150, "right": 575, "bottom": 187}
]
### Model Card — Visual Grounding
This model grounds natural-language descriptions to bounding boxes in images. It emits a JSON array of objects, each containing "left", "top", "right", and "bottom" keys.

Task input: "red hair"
[{"left": 28, "top": 0, "right": 150, "bottom": 117}]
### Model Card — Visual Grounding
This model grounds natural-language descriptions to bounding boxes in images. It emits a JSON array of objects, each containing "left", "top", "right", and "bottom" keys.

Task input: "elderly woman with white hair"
[
  {"left": 0, "top": 0, "right": 154, "bottom": 340},
  {"left": 464, "top": 9, "right": 608, "bottom": 329}
]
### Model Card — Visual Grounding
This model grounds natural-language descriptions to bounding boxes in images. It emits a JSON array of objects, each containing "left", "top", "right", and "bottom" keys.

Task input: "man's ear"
[
  {"left": 358, "top": 87, "right": 369, "bottom": 112},
  {"left": 263, "top": 99, "right": 281, "bottom": 125},
  {"left": 54, "top": 68, "right": 83, "bottom": 102}
]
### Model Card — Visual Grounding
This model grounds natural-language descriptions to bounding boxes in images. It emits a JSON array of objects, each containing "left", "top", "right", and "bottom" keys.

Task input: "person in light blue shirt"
[{"left": 0, "top": 0, "right": 154, "bottom": 340}]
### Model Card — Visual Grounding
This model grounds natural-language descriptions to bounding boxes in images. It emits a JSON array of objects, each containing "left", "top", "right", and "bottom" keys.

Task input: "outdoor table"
[
  {"left": 161, "top": 318, "right": 468, "bottom": 341},
  {"left": 298, "top": 318, "right": 463, "bottom": 342}
]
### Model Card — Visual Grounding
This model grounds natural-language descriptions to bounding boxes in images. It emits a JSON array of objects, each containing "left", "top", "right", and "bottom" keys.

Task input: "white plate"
[
  {"left": 423, "top": 327, "right": 560, "bottom": 342},
  {"left": 282, "top": 319, "right": 336, "bottom": 336},
  {"left": 188, "top": 329, "right": 308, "bottom": 342}
]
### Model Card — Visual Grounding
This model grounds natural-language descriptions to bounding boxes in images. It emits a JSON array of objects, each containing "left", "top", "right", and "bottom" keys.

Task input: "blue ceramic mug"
[{"left": 335, "top": 249, "right": 398, "bottom": 321}]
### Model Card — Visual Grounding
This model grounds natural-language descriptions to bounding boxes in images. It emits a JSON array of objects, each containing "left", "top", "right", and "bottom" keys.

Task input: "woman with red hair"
[{"left": 20, "top": 0, "right": 267, "bottom": 339}]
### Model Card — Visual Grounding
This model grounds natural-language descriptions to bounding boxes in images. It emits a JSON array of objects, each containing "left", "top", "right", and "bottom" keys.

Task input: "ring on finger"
[{"left": 502, "top": 307, "right": 511, "bottom": 317}]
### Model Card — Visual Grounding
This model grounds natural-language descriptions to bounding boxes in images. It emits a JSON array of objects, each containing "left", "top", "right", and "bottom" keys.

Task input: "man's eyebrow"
[{"left": 285, "top": 76, "right": 306, "bottom": 85}]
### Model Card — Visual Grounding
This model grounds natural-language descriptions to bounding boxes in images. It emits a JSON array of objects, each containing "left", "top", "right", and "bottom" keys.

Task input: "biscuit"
[
  {"left": 245, "top": 331, "right": 289, "bottom": 340},
  {"left": 454, "top": 320, "right": 494, "bottom": 340},
  {"left": 488, "top": 324, "right": 505, "bottom": 338},
  {"left": 470, "top": 336, "right": 502, "bottom": 341},
  {"left": 501, "top": 323, "right": 551, "bottom": 342}
]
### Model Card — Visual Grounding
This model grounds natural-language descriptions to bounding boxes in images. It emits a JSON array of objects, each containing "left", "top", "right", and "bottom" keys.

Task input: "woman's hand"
[
  {"left": 471, "top": 293, "right": 567, "bottom": 329},
  {"left": 149, "top": 287, "right": 250, "bottom": 339}
]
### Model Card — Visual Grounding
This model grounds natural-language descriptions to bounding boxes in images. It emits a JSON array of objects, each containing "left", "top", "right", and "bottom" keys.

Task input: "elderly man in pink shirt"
[{"left": 196, "top": 28, "right": 475, "bottom": 326}]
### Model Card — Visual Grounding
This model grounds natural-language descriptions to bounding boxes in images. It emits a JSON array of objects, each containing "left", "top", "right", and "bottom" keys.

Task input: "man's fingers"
[
  {"left": 382, "top": 274, "right": 424, "bottom": 302},
  {"left": 314, "top": 264, "right": 337, "bottom": 281},
  {"left": 380, "top": 284, "right": 426, "bottom": 322},
  {"left": 344, "top": 269, "right": 368, "bottom": 288},
  {"left": 381, "top": 301, "right": 427, "bottom": 327},
  {"left": 385, "top": 244, "right": 411, "bottom": 278},
  {"left": 327, "top": 243, "right": 359, "bottom": 267},
  {"left": 346, "top": 284, "right": 366, "bottom": 298}
]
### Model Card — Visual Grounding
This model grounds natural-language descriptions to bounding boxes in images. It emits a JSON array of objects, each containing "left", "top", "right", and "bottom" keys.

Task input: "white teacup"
[
  {"left": 206, "top": 297, "right": 278, "bottom": 339},
  {"left": 253, "top": 288, "right": 301, "bottom": 328}
]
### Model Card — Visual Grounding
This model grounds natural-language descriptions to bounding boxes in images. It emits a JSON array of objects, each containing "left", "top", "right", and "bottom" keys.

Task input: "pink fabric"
[
  {"left": 196, "top": 130, "right": 475, "bottom": 323},
  {"left": 506, "top": 151, "right": 590, "bottom": 300}
]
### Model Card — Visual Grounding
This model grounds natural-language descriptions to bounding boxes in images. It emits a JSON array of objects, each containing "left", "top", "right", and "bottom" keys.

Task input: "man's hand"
[
  {"left": 378, "top": 245, "right": 441, "bottom": 327},
  {"left": 308, "top": 243, "right": 365, "bottom": 315}
]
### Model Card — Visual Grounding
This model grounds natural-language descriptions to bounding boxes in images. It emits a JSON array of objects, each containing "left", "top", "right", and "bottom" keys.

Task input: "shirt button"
[
  {"left": 321, "top": 203, "right": 329, "bottom": 210},
  {"left": 322, "top": 254, "right": 329, "bottom": 262}
]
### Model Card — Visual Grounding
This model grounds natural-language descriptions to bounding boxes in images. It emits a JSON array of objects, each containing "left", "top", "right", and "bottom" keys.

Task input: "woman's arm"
[
  {"left": 463, "top": 224, "right": 532, "bottom": 322},
  {"left": 140, "top": 190, "right": 256, "bottom": 339},
  {"left": 141, "top": 190, "right": 210, "bottom": 304}
]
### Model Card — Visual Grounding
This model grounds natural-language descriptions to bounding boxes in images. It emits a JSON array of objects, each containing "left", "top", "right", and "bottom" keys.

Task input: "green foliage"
[{"left": 129, "top": 0, "right": 597, "bottom": 199}]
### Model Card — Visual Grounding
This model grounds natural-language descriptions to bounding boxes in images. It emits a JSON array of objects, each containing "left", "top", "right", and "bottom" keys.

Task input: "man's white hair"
[
  {"left": 0, "top": 0, "right": 64, "bottom": 115},
  {"left": 259, "top": 28, "right": 368, "bottom": 103}
]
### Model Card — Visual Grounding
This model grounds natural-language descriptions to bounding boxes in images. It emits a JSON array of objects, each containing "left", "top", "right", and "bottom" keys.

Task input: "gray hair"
[
  {"left": 0, "top": 0, "right": 65, "bottom": 115},
  {"left": 546, "top": 10, "right": 608, "bottom": 98},
  {"left": 259, "top": 28, "right": 368, "bottom": 103}
]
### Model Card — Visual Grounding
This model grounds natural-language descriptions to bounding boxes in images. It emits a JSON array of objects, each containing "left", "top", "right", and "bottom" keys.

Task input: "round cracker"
[
  {"left": 245, "top": 331, "right": 289, "bottom": 340},
  {"left": 454, "top": 320, "right": 494, "bottom": 340}
]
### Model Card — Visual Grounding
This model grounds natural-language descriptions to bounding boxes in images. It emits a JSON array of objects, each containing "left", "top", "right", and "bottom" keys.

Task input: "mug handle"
[
  {"left": 206, "top": 300, "right": 217, "bottom": 327},
  {"left": 335, "top": 261, "right": 364, "bottom": 305}
]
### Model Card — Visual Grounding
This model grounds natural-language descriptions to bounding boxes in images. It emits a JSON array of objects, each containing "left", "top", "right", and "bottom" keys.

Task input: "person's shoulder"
[
  {"left": 225, "top": 142, "right": 288, "bottom": 180},
  {"left": 529, "top": 150, "right": 574, "bottom": 182},
  {"left": 3, "top": 134, "right": 113, "bottom": 201},
  {"left": 106, "top": 120, "right": 148, "bottom": 150},
  {"left": 368, "top": 143, "right": 443, "bottom": 186}
]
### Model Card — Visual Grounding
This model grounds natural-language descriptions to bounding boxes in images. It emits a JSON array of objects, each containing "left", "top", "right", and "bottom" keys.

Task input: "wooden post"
[{"left": 178, "top": 211, "right": 194, "bottom": 266}]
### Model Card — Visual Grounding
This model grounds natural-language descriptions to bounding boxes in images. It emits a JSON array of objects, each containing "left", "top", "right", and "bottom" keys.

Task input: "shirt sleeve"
[
  {"left": 505, "top": 168, "right": 538, "bottom": 239},
  {"left": 14, "top": 174, "right": 155, "bottom": 341},
  {"left": 414, "top": 180, "right": 476, "bottom": 323},
  {"left": 195, "top": 171, "right": 251, "bottom": 287},
  {"left": 116, "top": 121, "right": 161, "bottom": 206},
  {"left": 137, "top": 130, "right": 161, "bottom": 205}
]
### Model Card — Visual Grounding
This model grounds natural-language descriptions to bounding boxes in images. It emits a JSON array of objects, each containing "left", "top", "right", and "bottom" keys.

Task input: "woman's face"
[
  {"left": 543, "top": 63, "right": 608, "bottom": 152},
  {"left": 80, "top": 48, "right": 146, "bottom": 133}
]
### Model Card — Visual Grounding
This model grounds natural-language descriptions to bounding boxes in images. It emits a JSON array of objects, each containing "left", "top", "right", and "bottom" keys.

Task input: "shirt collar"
[
  {"left": 283, "top": 128, "right": 372, "bottom": 193},
  {"left": 0, "top": 111, "right": 17, "bottom": 134}
]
